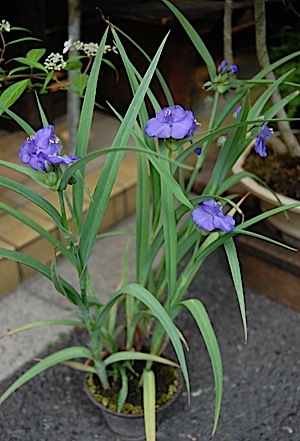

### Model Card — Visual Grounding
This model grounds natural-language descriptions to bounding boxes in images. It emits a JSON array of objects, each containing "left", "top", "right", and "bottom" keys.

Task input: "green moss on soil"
[{"left": 86, "top": 362, "right": 180, "bottom": 415}]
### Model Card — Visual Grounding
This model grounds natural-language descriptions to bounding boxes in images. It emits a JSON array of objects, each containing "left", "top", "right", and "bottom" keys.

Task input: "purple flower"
[
  {"left": 254, "top": 124, "right": 273, "bottom": 158},
  {"left": 145, "top": 105, "right": 197, "bottom": 140},
  {"left": 191, "top": 199, "right": 235, "bottom": 233},
  {"left": 218, "top": 60, "right": 238, "bottom": 75},
  {"left": 233, "top": 106, "right": 242, "bottom": 118},
  {"left": 228, "top": 64, "right": 238, "bottom": 74},
  {"left": 19, "top": 125, "right": 79, "bottom": 171},
  {"left": 218, "top": 60, "right": 228, "bottom": 73},
  {"left": 193, "top": 146, "right": 202, "bottom": 156}
]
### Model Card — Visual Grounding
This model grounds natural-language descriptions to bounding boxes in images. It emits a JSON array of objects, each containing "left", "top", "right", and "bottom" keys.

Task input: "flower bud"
[{"left": 44, "top": 172, "right": 58, "bottom": 188}]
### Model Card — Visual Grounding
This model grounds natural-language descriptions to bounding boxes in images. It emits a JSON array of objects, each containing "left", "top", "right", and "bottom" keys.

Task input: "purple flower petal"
[
  {"left": 218, "top": 60, "right": 228, "bottom": 73},
  {"left": 48, "top": 155, "right": 80, "bottom": 166},
  {"left": 19, "top": 125, "right": 80, "bottom": 172},
  {"left": 228, "top": 64, "right": 238, "bottom": 74},
  {"left": 254, "top": 124, "right": 273, "bottom": 158},
  {"left": 191, "top": 199, "right": 235, "bottom": 233},
  {"left": 145, "top": 105, "right": 197, "bottom": 140},
  {"left": 233, "top": 106, "right": 242, "bottom": 118},
  {"left": 193, "top": 146, "right": 202, "bottom": 156}
]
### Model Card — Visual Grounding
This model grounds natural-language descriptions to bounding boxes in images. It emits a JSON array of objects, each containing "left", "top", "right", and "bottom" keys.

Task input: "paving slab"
[
  {"left": 0, "top": 249, "right": 299, "bottom": 440},
  {"left": 0, "top": 214, "right": 136, "bottom": 383}
]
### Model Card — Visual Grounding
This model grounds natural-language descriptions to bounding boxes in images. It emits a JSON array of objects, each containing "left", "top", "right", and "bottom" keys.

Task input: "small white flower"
[
  {"left": 73, "top": 40, "right": 84, "bottom": 51},
  {"left": 0, "top": 20, "right": 11, "bottom": 32},
  {"left": 83, "top": 42, "right": 99, "bottom": 57},
  {"left": 103, "top": 44, "right": 118, "bottom": 54},
  {"left": 63, "top": 38, "right": 73, "bottom": 54},
  {"left": 44, "top": 52, "right": 67, "bottom": 71}
]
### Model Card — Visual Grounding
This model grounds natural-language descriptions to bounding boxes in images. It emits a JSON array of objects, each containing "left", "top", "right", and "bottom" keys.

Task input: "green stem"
[
  {"left": 186, "top": 91, "right": 220, "bottom": 194},
  {"left": 58, "top": 189, "right": 85, "bottom": 299}
]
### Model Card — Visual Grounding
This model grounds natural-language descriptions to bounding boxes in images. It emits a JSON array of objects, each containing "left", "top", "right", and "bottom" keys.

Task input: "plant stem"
[
  {"left": 186, "top": 91, "right": 220, "bottom": 194},
  {"left": 223, "top": 0, "right": 233, "bottom": 66}
]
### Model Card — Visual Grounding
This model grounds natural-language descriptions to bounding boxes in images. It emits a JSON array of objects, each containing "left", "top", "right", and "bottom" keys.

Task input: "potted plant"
[
  {"left": 0, "top": 2, "right": 299, "bottom": 440},
  {"left": 228, "top": 0, "right": 300, "bottom": 242}
]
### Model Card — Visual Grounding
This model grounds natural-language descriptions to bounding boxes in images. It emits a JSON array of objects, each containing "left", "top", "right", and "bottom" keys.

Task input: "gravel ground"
[{"left": 0, "top": 249, "right": 299, "bottom": 441}]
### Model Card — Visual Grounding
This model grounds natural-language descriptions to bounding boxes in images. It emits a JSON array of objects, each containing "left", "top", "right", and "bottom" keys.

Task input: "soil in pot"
[
  {"left": 244, "top": 148, "right": 300, "bottom": 200},
  {"left": 86, "top": 361, "right": 180, "bottom": 415},
  {"left": 243, "top": 129, "right": 300, "bottom": 200}
]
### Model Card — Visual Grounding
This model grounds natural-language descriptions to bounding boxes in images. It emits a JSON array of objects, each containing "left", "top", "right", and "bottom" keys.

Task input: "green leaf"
[
  {"left": 104, "top": 351, "right": 179, "bottom": 367},
  {"left": 0, "top": 346, "right": 93, "bottom": 405},
  {"left": 0, "top": 320, "right": 85, "bottom": 339},
  {"left": 6, "top": 36, "right": 42, "bottom": 46},
  {"left": 65, "top": 57, "right": 83, "bottom": 71},
  {"left": 223, "top": 238, "right": 247, "bottom": 341},
  {"left": 159, "top": 143, "right": 177, "bottom": 299},
  {"left": 0, "top": 200, "right": 75, "bottom": 264},
  {"left": 51, "top": 250, "right": 69, "bottom": 297},
  {"left": 26, "top": 48, "right": 46, "bottom": 62},
  {"left": 0, "top": 248, "right": 87, "bottom": 315},
  {"left": 205, "top": 95, "right": 250, "bottom": 194},
  {"left": 181, "top": 298, "right": 222, "bottom": 437},
  {"left": 264, "top": 89, "right": 300, "bottom": 120},
  {"left": 8, "top": 65, "right": 30, "bottom": 75},
  {"left": 71, "top": 73, "right": 89, "bottom": 95},
  {"left": 0, "top": 80, "right": 29, "bottom": 115},
  {"left": 145, "top": 150, "right": 192, "bottom": 209},
  {"left": 35, "top": 93, "right": 49, "bottom": 127},
  {"left": 235, "top": 202, "right": 300, "bottom": 231},
  {"left": 0, "top": 103, "right": 34, "bottom": 134},
  {"left": 0, "top": 159, "right": 51, "bottom": 186},
  {"left": 248, "top": 68, "right": 296, "bottom": 120},
  {"left": 78, "top": 32, "right": 170, "bottom": 271},
  {"left": 136, "top": 150, "right": 150, "bottom": 283},
  {"left": 94, "top": 283, "right": 190, "bottom": 396},
  {"left": 117, "top": 365, "right": 129, "bottom": 413},
  {"left": 112, "top": 23, "right": 173, "bottom": 105},
  {"left": 0, "top": 175, "right": 62, "bottom": 226},
  {"left": 161, "top": 0, "right": 216, "bottom": 81},
  {"left": 143, "top": 370, "right": 156, "bottom": 441},
  {"left": 12, "top": 56, "right": 48, "bottom": 73},
  {"left": 72, "top": 27, "right": 109, "bottom": 226}
]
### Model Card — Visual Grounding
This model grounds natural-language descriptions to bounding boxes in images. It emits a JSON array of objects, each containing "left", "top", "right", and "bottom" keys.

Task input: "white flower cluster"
[
  {"left": 63, "top": 39, "right": 118, "bottom": 57},
  {"left": 44, "top": 52, "right": 67, "bottom": 71},
  {"left": 0, "top": 20, "right": 11, "bottom": 32}
]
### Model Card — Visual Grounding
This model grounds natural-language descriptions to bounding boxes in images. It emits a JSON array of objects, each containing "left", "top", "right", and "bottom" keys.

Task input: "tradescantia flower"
[
  {"left": 145, "top": 105, "right": 198, "bottom": 140},
  {"left": 19, "top": 125, "right": 79, "bottom": 172},
  {"left": 218, "top": 60, "right": 228, "bottom": 73},
  {"left": 254, "top": 124, "right": 273, "bottom": 158},
  {"left": 233, "top": 105, "right": 242, "bottom": 118},
  {"left": 193, "top": 146, "right": 202, "bottom": 155},
  {"left": 217, "top": 60, "right": 238, "bottom": 76},
  {"left": 228, "top": 64, "right": 238, "bottom": 74},
  {"left": 191, "top": 199, "right": 235, "bottom": 233}
]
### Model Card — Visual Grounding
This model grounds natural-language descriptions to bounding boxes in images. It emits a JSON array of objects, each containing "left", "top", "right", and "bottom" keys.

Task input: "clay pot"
[{"left": 232, "top": 141, "right": 300, "bottom": 243}]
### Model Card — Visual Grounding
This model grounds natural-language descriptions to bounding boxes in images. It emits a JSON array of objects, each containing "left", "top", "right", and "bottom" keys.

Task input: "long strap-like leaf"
[
  {"left": 223, "top": 238, "right": 247, "bottom": 341},
  {"left": 93, "top": 282, "right": 190, "bottom": 398},
  {"left": 0, "top": 346, "right": 93, "bottom": 405},
  {"left": 72, "top": 27, "right": 110, "bottom": 226},
  {"left": 78, "top": 33, "right": 170, "bottom": 271},
  {"left": 161, "top": 0, "right": 216, "bottom": 81},
  {"left": 181, "top": 298, "right": 223, "bottom": 437}
]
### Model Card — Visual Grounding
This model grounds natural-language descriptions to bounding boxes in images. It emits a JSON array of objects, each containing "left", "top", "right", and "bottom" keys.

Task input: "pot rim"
[{"left": 232, "top": 139, "right": 300, "bottom": 213}]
